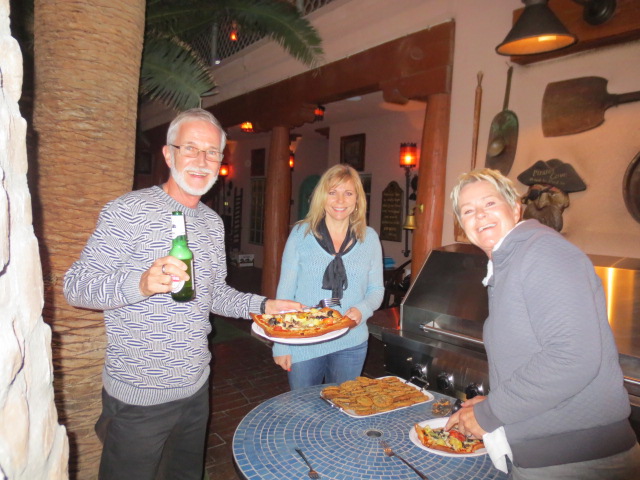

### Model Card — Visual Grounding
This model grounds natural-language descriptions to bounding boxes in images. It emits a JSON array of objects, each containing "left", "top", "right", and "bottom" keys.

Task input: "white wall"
[{"left": 147, "top": 0, "right": 640, "bottom": 263}]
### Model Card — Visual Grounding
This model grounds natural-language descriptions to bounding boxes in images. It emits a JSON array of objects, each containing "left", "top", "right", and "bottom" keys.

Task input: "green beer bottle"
[{"left": 169, "top": 211, "right": 194, "bottom": 302}]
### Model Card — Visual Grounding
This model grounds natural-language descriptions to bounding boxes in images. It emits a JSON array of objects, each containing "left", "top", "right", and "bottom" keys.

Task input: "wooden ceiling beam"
[{"left": 210, "top": 21, "right": 455, "bottom": 130}]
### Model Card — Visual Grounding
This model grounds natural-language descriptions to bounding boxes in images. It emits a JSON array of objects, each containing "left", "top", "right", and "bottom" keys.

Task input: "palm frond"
[
  {"left": 140, "top": 34, "right": 217, "bottom": 111},
  {"left": 146, "top": 0, "right": 323, "bottom": 67},
  {"left": 146, "top": 0, "right": 225, "bottom": 40},
  {"left": 222, "top": 0, "right": 323, "bottom": 67}
]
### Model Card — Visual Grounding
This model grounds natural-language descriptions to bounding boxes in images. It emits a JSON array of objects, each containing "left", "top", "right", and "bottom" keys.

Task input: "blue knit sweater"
[
  {"left": 64, "top": 186, "right": 264, "bottom": 406},
  {"left": 273, "top": 224, "right": 385, "bottom": 363}
]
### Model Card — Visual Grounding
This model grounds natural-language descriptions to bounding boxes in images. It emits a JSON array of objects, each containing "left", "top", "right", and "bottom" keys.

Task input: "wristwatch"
[{"left": 260, "top": 297, "right": 268, "bottom": 314}]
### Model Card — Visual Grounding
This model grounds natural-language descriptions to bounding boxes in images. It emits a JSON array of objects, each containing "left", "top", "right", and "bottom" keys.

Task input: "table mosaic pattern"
[{"left": 233, "top": 385, "right": 508, "bottom": 480}]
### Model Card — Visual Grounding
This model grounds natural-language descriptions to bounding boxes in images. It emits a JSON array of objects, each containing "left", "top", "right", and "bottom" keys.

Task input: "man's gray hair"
[
  {"left": 166, "top": 108, "right": 227, "bottom": 152},
  {"left": 450, "top": 168, "right": 520, "bottom": 221}
]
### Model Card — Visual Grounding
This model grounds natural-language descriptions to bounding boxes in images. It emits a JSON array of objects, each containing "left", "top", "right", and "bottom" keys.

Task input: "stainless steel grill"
[{"left": 381, "top": 243, "right": 640, "bottom": 438}]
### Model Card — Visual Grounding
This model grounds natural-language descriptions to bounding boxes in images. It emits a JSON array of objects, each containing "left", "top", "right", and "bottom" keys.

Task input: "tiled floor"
[{"left": 206, "top": 266, "right": 387, "bottom": 480}]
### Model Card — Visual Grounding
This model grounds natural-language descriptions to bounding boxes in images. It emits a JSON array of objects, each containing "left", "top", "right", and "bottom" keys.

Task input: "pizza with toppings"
[
  {"left": 250, "top": 307, "right": 356, "bottom": 338},
  {"left": 414, "top": 423, "right": 485, "bottom": 454}
]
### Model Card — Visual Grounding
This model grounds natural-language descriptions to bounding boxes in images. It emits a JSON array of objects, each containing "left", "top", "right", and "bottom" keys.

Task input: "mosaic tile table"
[{"left": 233, "top": 385, "right": 508, "bottom": 480}]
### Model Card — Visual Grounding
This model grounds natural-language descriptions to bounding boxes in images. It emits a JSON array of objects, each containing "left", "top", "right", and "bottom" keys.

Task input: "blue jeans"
[{"left": 288, "top": 341, "right": 368, "bottom": 390}]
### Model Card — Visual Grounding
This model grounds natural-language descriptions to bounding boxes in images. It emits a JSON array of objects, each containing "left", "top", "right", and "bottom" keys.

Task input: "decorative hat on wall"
[
  {"left": 517, "top": 159, "right": 586, "bottom": 232},
  {"left": 517, "top": 159, "right": 586, "bottom": 192}
]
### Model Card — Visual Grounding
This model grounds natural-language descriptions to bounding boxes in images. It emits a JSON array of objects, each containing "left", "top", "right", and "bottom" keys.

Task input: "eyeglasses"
[{"left": 170, "top": 144, "right": 224, "bottom": 162}]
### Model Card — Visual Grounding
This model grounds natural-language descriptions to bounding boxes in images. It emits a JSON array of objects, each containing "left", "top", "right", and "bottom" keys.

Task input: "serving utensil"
[
  {"left": 295, "top": 448, "right": 320, "bottom": 479},
  {"left": 316, "top": 298, "right": 341, "bottom": 308},
  {"left": 485, "top": 65, "right": 518, "bottom": 175},
  {"left": 380, "top": 440, "right": 428, "bottom": 479}
]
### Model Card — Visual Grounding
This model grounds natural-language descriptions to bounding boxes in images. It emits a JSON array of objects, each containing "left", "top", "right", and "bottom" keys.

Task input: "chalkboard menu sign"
[{"left": 380, "top": 181, "right": 403, "bottom": 242}]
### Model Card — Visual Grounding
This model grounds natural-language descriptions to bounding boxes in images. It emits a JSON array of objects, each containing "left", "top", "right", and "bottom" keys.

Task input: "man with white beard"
[{"left": 64, "top": 108, "right": 302, "bottom": 480}]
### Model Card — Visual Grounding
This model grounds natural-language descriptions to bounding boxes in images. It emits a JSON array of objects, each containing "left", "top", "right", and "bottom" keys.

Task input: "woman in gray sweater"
[{"left": 446, "top": 168, "right": 639, "bottom": 479}]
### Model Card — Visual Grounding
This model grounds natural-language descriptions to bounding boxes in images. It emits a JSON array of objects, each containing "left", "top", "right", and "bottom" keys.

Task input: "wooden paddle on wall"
[
  {"left": 542, "top": 77, "right": 640, "bottom": 137},
  {"left": 454, "top": 71, "right": 483, "bottom": 243}
]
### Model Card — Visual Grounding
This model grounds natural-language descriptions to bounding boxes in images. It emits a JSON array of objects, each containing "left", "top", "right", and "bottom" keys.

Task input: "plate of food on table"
[
  {"left": 410, "top": 417, "right": 487, "bottom": 457},
  {"left": 320, "top": 376, "right": 434, "bottom": 417},
  {"left": 250, "top": 307, "right": 356, "bottom": 344}
]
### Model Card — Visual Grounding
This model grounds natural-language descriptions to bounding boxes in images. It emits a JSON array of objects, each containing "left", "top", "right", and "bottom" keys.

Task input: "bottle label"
[
  {"left": 171, "top": 276, "right": 185, "bottom": 294},
  {"left": 171, "top": 215, "right": 186, "bottom": 238}
]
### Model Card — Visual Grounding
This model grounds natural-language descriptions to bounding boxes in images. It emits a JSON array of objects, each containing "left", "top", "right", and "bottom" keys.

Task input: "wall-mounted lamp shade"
[
  {"left": 496, "top": 0, "right": 578, "bottom": 56},
  {"left": 289, "top": 151, "right": 295, "bottom": 169},
  {"left": 219, "top": 163, "right": 230, "bottom": 177},
  {"left": 399, "top": 143, "right": 418, "bottom": 168},
  {"left": 240, "top": 121, "right": 254, "bottom": 132}
]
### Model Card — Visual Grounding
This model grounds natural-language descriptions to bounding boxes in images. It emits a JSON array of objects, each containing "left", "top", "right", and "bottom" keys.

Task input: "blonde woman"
[
  {"left": 446, "top": 168, "right": 639, "bottom": 479},
  {"left": 274, "top": 164, "right": 384, "bottom": 390}
]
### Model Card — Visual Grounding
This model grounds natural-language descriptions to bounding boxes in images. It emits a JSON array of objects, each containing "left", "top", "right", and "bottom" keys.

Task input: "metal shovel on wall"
[
  {"left": 485, "top": 66, "right": 519, "bottom": 175},
  {"left": 542, "top": 76, "right": 640, "bottom": 137}
]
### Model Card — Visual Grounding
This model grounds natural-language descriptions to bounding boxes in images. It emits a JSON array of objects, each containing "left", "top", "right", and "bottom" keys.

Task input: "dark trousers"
[{"left": 96, "top": 382, "right": 209, "bottom": 480}]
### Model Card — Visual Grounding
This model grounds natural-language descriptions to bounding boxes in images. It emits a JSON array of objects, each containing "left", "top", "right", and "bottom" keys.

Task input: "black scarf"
[{"left": 316, "top": 218, "right": 356, "bottom": 299}]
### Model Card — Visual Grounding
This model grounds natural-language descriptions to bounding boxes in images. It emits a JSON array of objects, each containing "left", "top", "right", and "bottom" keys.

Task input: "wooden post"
[
  {"left": 411, "top": 93, "right": 451, "bottom": 279},
  {"left": 262, "top": 126, "right": 292, "bottom": 298}
]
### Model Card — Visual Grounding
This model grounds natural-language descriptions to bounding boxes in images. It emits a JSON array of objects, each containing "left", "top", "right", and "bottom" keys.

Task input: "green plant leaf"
[
  {"left": 140, "top": 34, "right": 217, "bottom": 111},
  {"left": 146, "top": 0, "right": 323, "bottom": 66}
]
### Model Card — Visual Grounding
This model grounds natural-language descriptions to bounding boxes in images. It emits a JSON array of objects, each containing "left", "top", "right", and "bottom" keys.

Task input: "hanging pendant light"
[
  {"left": 230, "top": 21, "right": 239, "bottom": 42},
  {"left": 496, "top": 0, "right": 577, "bottom": 56}
]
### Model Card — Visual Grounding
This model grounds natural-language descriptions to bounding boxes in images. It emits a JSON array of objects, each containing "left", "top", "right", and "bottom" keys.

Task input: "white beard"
[{"left": 170, "top": 155, "right": 218, "bottom": 196}]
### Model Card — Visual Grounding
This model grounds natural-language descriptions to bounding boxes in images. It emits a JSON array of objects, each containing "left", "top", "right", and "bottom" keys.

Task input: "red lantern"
[
  {"left": 314, "top": 105, "right": 325, "bottom": 121},
  {"left": 399, "top": 143, "right": 418, "bottom": 168}
]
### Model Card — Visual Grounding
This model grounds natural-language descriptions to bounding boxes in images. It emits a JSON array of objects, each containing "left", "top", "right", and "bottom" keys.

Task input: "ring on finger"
[{"left": 161, "top": 264, "right": 167, "bottom": 274}]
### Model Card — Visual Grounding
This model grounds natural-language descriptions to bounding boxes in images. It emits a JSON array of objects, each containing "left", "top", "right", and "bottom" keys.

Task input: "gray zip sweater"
[
  {"left": 474, "top": 220, "right": 635, "bottom": 468},
  {"left": 64, "top": 186, "right": 264, "bottom": 406}
]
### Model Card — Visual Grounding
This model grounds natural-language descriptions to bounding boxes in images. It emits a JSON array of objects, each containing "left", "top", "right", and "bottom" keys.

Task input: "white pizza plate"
[
  {"left": 251, "top": 322, "right": 349, "bottom": 345},
  {"left": 321, "top": 376, "right": 434, "bottom": 418},
  {"left": 409, "top": 417, "right": 487, "bottom": 457}
]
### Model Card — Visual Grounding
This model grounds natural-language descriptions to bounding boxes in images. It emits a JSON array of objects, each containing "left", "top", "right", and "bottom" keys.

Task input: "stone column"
[{"left": 0, "top": 1, "right": 69, "bottom": 478}]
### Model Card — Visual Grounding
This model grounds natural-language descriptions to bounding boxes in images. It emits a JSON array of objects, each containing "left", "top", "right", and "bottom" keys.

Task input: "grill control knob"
[
  {"left": 465, "top": 382, "right": 484, "bottom": 399},
  {"left": 411, "top": 363, "right": 428, "bottom": 380},
  {"left": 437, "top": 372, "right": 454, "bottom": 392}
]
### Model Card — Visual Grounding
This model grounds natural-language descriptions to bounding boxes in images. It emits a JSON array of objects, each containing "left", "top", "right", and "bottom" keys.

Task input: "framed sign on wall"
[{"left": 340, "top": 134, "right": 366, "bottom": 171}]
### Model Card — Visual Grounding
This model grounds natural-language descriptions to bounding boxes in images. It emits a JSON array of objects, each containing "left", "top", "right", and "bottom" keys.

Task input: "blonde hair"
[
  {"left": 301, "top": 164, "right": 368, "bottom": 241},
  {"left": 450, "top": 168, "right": 520, "bottom": 222}
]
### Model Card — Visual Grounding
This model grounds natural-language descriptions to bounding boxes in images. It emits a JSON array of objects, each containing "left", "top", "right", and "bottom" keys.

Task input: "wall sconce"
[
  {"left": 314, "top": 105, "right": 326, "bottom": 122},
  {"left": 289, "top": 150, "right": 295, "bottom": 170},
  {"left": 399, "top": 143, "right": 418, "bottom": 257},
  {"left": 218, "top": 163, "right": 230, "bottom": 214},
  {"left": 240, "top": 121, "right": 254, "bottom": 133},
  {"left": 497, "top": 0, "right": 616, "bottom": 56}
]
